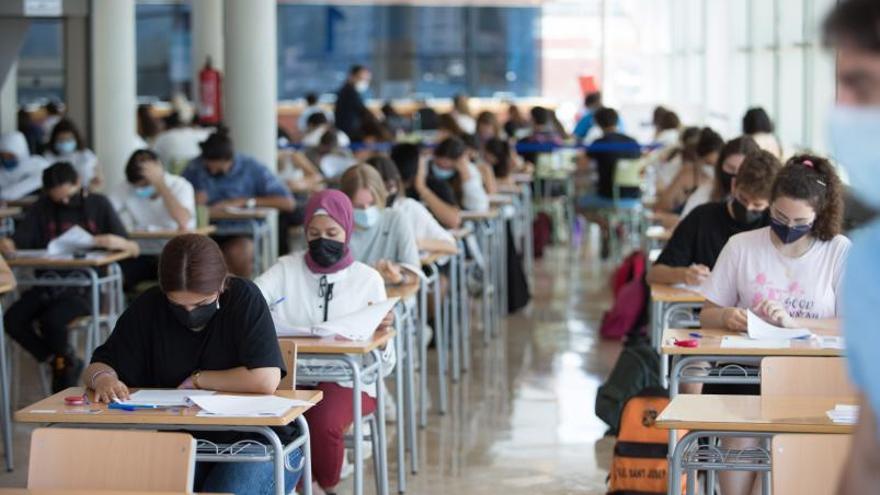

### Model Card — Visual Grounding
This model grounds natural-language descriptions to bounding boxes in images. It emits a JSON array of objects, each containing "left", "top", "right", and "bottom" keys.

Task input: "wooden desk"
[
  {"left": 208, "top": 207, "right": 273, "bottom": 221},
  {"left": 0, "top": 490, "right": 231, "bottom": 495},
  {"left": 662, "top": 328, "right": 845, "bottom": 357},
  {"left": 6, "top": 251, "right": 133, "bottom": 269},
  {"left": 650, "top": 284, "right": 704, "bottom": 303},
  {"left": 657, "top": 394, "right": 855, "bottom": 434},
  {"left": 460, "top": 209, "right": 500, "bottom": 221},
  {"left": 281, "top": 329, "right": 395, "bottom": 355},
  {"left": 488, "top": 194, "right": 513, "bottom": 206},
  {"left": 0, "top": 207, "right": 21, "bottom": 219},
  {"left": 6, "top": 196, "right": 38, "bottom": 208},
  {"left": 649, "top": 284, "right": 705, "bottom": 367},
  {"left": 16, "top": 388, "right": 321, "bottom": 427},
  {"left": 129, "top": 226, "right": 217, "bottom": 240},
  {"left": 0, "top": 283, "right": 14, "bottom": 295}
]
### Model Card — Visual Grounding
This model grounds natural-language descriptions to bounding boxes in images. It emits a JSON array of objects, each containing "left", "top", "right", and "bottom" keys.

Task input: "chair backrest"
[
  {"left": 772, "top": 434, "right": 851, "bottom": 495},
  {"left": 760, "top": 357, "right": 855, "bottom": 397},
  {"left": 28, "top": 428, "right": 196, "bottom": 491},
  {"left": 278, "top": 339, "right": 298, "bottom": 391}
]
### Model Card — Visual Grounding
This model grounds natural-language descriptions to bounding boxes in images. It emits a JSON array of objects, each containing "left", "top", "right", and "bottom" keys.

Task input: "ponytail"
[{"left": 771, "top": 154, "right": 843, "bottom": 241}]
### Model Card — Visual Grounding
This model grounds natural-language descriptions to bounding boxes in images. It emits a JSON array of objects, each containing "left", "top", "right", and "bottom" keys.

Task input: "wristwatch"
[
  {"left": 191, "top": 370, "right": 202, "bottom": 389},
  {"left": 245, "top": 198, "right": 257, "bottom": 209}
]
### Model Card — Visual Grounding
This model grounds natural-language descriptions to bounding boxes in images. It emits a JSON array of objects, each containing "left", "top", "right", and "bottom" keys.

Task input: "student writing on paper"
[
  {"left": 84, "top": 234, "right": 301, "bottom": 495},
  {"left": 697, "top": 155, "right": 851, "bottom": 495},
  {"left": 181, "top": 129, "right": 295, "bottom": 277},
  {"left": 110, "top": 149, "right": 197, "bottom": 290},
  {"left": 647, "top": 150, "right": 781, "bottom": 287},
  {"left": 254, "top": 190, "right": 393, "bottom": 495},
  {"left": 1, "top": 162, "right": 138, "bottom": 392},
  {"left": 341, "top": 165, "right": 421, "bottom": 286},
  {"left": 42, "top": 118, "right": 103, "bottom": 191},
  {"left": 391, "top": 142, "right": 464, "bottom": 229}
]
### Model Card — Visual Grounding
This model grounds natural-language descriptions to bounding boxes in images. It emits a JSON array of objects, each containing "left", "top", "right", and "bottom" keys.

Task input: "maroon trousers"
[{"left": 304, "top": 382, "right": 377, "bottom": 489}]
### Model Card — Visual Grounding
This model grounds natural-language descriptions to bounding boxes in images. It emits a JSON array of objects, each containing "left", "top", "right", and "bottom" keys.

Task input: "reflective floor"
[{"left": 0, "top": 243, "right": 622, "bottom": 494}]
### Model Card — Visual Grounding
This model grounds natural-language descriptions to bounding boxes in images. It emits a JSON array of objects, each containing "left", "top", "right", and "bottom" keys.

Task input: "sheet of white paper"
[
  {"left": 223, "top": 206, "right": 274, "bottom": 216},
  {"left": 818, "top": 336, "right": 845, "bottom": 350},
  {"left": 826, "top": 404, "right": 859, "bottom": 424},
  {"left": 272, "top": 316, "right": 329, "bottom": 338},
  {"left": 47, "top": 225, "right": 95, "bottom": 255},
  {"left": 123, "top": 389, "right": 215, "bottom": 407},
  {"left": 190, "top": 394, "right": 311, "bottom": 417},
  {"left": 746, "top": 310, "right": 812, "bottom": 340},
  {"left": 12, "top": 249, "right": 48, "bottom": 259},
  {"left": 399, "top": 263, "right": 429, "bottom": 282},
  {"left": 312, "top": 297, "right": 400, "bottom": 341},
  {"left": 646, "top": 225, "right": 666, "bottom": 237},
  {"left": 319, "top": 155, "right": 357, "bottom": 178},
  {"left": 721, "top": 335, "right": 791, "bottom": 349},
  {"left": 671, "top": 283, "right": 703, "bottom": 292}
]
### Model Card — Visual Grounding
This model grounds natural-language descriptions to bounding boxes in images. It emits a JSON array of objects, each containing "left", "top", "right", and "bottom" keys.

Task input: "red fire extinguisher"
[{"left": 198, "top": 57, "right": 222, "bottom": 126}]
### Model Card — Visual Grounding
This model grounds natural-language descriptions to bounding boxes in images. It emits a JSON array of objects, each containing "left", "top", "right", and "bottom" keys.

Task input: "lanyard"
[{"left": 318, "top": 275, "right": 335, "bottom": 323}]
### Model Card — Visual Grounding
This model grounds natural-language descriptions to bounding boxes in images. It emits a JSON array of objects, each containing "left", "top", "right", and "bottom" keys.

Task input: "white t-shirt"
[
  {"left": 656, "top": 154, "right": 683, "bottom": 191},
  {"left": 302, "top": 126, "right": 350, "bottom": 148},
  {"left": 701, "top": 227, "right": 851, "bottom": 319},
  {"left": 453, "top": 113, "right": 476, "bottom": 135},
  {"left": 152, "top": 127, "right": 212, "bottom": 169},
  {"left": 109, "top": 173, "right": 196, "bottom": 231},
  {"left": 462, "top": 162, "right": 490, "bottom": 212},
  {"left": 254, "top": 251, "right": 391, "bottom": 396},
  {"left": 392, "top": 197, "right": 455, "bottom": 245},
  {"left": 680, "top": 182, "right": 712, "bottom": 218},
  {"left": 43, "top": 149, "right": 99, "bottom": 186}
]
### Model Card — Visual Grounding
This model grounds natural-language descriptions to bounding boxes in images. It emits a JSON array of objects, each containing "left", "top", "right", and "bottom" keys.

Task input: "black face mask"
[
  {"left": 731, "top": 198, "right": 765, "bottom": 226},
  {"left": 169, "top": 298, "right": 219, "bottom": 330},
  {"left": 308, "top": 238, "right": 346, "bottom": 268},
  {"left": 720, "top": 171, "right": 735, "bottom": 193},
  {"left": 770, "top": 217, "right": 813, "bottom": 244},
  {"left": 59, "top": 189, "right": 84, "bottom": 209}
]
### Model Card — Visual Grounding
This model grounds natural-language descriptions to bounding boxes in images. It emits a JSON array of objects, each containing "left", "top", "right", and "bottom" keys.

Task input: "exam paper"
[
  {"left": 826, "top": 404, "right": 858, "bottom": 424},
  {"left": 721, "top": 335, "right": 791, "bottom": 349},
  {"left": 274, "top": 297, "right": 400, "bottom": 341},
  {"left": 746, "top": 310, "right": 812, "bottom": 340},
  {"left": 47, "top": 225, "right": 94, "bottom": 255},
  {"left": 123, "top": 389, "right": 216, "bottom": 407},
  {"left": 190, "top": 394, "right": 312, "bottom": 417}
]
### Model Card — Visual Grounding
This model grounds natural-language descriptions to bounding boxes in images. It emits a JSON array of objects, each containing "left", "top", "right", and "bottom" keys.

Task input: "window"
[
  {"left": 136, "top": 3, "right": 191, "bottom": 100},
  {"left": 17, "top": 19, "right": 64, "bottom": 104}
]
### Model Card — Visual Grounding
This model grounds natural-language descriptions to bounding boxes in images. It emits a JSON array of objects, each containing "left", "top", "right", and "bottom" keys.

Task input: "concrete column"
[
  {"left": 224, "top": 0, "right": 276, "bottom": 171},
  {"left": 91, "top": 0, "right": 137, "bottom": 192},
  {"left": 0, "top": 61, "right": 15, "bottom": 135},
  {"left": 191, "top": 0, "right": 224, "bottom": 105},
  {"left": 64, "top": 15, "right": 90, "bottom": 142}
]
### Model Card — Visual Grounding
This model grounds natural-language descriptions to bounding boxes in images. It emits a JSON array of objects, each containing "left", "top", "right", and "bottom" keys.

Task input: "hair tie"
[{"left": 802, "top": 159, "right": 814, "bottom": 168}]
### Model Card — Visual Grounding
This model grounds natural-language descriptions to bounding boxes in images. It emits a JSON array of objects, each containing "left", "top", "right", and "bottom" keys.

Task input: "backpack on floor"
[
  {"left": 532, "top": 211, "right": 552, "bottom": 258},
  {"left": 595, "top": 333, "right": 661, "bottom": 434},
  {"left": 607, "top": 387, "right": 684, "bottom": 495},
  {"left": 600, "top": 251, "right": 648, "bottom": 339}
]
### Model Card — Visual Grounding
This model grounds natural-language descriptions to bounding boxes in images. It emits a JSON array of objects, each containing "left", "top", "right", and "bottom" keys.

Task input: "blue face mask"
[
  {"left": 829, "top": 105, "right": 880, "bottom": 210},
  {"left": 134, "top": 185, "right": 156, "bottom": 199},
  {"left": 55, "top": 140, "right": 77, "bottom": 155},
  {"left": 770, "top": 217, "right": 812, "bottom": 244},
  {"left": 431, "top": 163, "right": 456, "bottom": 180},
  {"left": 353, "top": 206, "right": 380, "bottom": 229},
  {"left": 0, "top": 157, "right": 18, "bottom": 170}
]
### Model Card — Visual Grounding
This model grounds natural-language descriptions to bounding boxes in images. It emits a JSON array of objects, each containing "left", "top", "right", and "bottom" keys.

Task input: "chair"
[
  {"left": 760, "top": 357, "right": 856, "bottom": 397},
  {"left": 771, "top": 434, "right": 851, "bottom": 495},
  {"left": 277, "top": 338, "right": 298, "bottom": 391},
  {"left": 28, "top": 428, "right": 196, "bottom": 491}
]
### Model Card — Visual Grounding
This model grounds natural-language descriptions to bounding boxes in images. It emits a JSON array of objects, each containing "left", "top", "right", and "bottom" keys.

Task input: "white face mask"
[
  {"left": 829, "top": 105, "right": 880, "bottom": 209},
  {"left": 355, "top": 80, "right": 370, "bottom": 94},
  {"left": 702, "top": 164, "right": 715, "bottom": 177},
  {"left": 353, "top": 206, "right": 380, "bottom": 229}
]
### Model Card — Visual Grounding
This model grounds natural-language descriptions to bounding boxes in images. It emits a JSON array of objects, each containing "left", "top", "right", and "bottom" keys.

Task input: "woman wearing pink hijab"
[{"left": 255, "top": 189, "right": 393, "bottom": 494}]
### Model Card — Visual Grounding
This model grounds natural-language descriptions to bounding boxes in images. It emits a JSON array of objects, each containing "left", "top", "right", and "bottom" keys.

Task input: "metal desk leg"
[
  {"left": 480, "top": 225, "right": 492, "bottom": 345},
  {"left": 431, "top": 269, "right": 447, "bottom": 415},
  {"left": 403, "top": 308, "right": 418, "bottom": 473},
  {"left": 0, "top": 304, "right": 12, "bottom": 471},
  {"left": 85, "top": 268, "right": 100, "bottom": 364},
  {"left": 418, "top": 281, "right": 428, "bottom": 428},
  {"left": 459, "top": 248, "right": 470, "bottom": 372},
  {"left": 371, "top": 350, "right": 389, "bottom": 495},
  {"left": 393, "top": 318, "right": 406, "bottom": 493},
  {"left": 343, "top": 356, "right": 364, "bottom": 495},
  {"left": 450, "top": 254, "right": 461, "bottom": 383},
  {"left": 295, "top": 415, "right": 313, "bottom": 495},
  {"left": 249, "top": 219, "right": 262, "bottom": 277}
]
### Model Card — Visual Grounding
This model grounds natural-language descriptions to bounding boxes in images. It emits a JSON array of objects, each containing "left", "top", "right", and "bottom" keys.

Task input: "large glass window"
[
  {"left": 17, "top": 19, "right": 64, "bottom": 104},
  {"left": 136, "top": 3, "right": 191, "bottom": 100}
]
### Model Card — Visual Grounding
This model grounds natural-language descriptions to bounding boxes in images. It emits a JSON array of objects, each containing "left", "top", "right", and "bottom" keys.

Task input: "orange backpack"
[{"left": 607, "top": 388, "right": 684, "bottom": 494}]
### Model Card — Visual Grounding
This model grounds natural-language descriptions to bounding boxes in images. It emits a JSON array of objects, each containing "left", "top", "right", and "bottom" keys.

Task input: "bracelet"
[{"left": 89, "top": 369, "right": 116, "bottom": 389}]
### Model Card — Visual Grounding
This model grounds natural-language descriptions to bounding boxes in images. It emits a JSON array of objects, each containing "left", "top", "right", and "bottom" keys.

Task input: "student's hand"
[
  {"left": 721, "top": 307, "right": 748, "bottom": 331},
  {"left": 683, "top": 264, "right": 710, "bottom": 286},
  {"left": 0, "top": 238, "right": 15, "bottom": 256},
  {"left": 178, "top": 376, "right": 196, "bottom": 390},
  {"left": 93, "top": 234, "right": 128, "bottom": 252},
  {"left": 415, "top": 158, "right": 429, "bottom": 190},
  {"left": 92, "top": 374, "right": 130, "bottom": 403},
  {"left": 375, "top": 260, "right": 404, "bottom": 285},
  {"left": 140, "top": 160, "right": 166, "bottom": 186},
  {"left": 756, "top": 299, "right": 796, "bottom": 328},
  {"left": 370, "top": 304, "right": 395, "bottom": 331}
]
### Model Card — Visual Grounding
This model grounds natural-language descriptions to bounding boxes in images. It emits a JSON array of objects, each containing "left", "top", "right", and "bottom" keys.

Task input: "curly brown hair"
[{"left": 771, "top": 154, "right": 844, "bottom": 241}]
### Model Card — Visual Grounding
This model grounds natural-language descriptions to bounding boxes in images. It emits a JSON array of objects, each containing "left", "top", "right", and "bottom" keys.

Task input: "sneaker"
[{"left": 51, "top": 353, "right": 84, "bottom": 393}]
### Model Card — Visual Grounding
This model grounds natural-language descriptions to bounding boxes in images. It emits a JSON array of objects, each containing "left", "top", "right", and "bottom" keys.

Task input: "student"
[
  {"left": 84, "top": 234, "right": 299, "bottom": 495},
  {"left": 182, "top": 130, "right": 295, "bottom": 277},
  {"left": 1, "top": 162, "right": 138, "bottom": 391},
  {"left": 43, "top": 118, "right": 102, "bottom": 190},
  {"left": 503, "top": 103, "right": 530, "bottom": 140},
  {"left": 451, "top": 93, "right": 477, "bottom": 135},
  {"left": 483, "top": 138, "right": 520, "bottom": 188},
  {"left": 698, "top": 155, "right": 849, "bottom": 495},
  {"left": 517, "top": 106, "right": 564, "bottom": 166},
  {"left": 151, "top": 112, "right": 211, "bottom": 173},
  {"left": 0, "top": 131, "right": 51, "bottom": 201},
  {"left": 476, "top": 111, "right": 503, "bottom": 145},
  {"left": 40, "top": 101, "right": 63, "bottom": 141},
  {"left": 334, "top": 65, "right": 371, "bottom": 142},
  {"left": 298, "top": 92, "right": 332, "bottom": 132},
  {"left": 436, "top": 113, "right": 467, "bottom": 142},
  {"left": 137, "top": 104, "right": 162, "bottom": 146},
  {"left": 366, "top": 156, "right": 457, "bottom": 254},
  {"left": 652, "top": 107, "right": 681, "bottom": 148},
  {"left": 302, "top": 113, "right": 351, "bottom": 149},
  {"left": 428, "top": 137, "right": 490, "bottom": 213},
  {"left": 340, "top": 165, "right": 420, "bottom": 284},
  {"left": 655, "top": 127, "right": 724, "bottom": 213},
  {"left": 391, "top": 142, "right": 462, "bottom": 229},
  {"left": 572, "top": 92, "right": 603, "bottom": 141},
  {"left": 654, "top": 126, "right": 700, "bottom": 192},
  {"left": 647, "top": 150, "right": 781, "bottom": 287},
  {"left": 742, "top": 107, "right": 783, "bottom": 159},
  {"left": 254, "top": 190, "right": 392, "bottom": 495},
  {"left": 679, "top": 136, "right": 760, "bottom": 217}
]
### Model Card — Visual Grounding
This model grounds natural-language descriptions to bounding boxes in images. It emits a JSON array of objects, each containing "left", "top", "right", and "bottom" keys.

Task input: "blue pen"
[
  {"left": 689, "top": 332, "right": 703, "bottom": 339},
  {"left": 108, "top": 402, "right": 162, "bottom": 412},
  {"left": 269, "top": 296, "right": 286, "bottom": 311}
]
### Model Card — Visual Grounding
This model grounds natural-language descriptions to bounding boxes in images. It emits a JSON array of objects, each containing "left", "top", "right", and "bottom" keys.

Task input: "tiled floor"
[{"left": 0, "top": 243, "right": 622, "bottom": 494}]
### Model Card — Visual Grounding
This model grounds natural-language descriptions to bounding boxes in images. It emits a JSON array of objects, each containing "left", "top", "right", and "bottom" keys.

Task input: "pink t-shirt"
[{"left": 701, "top": 227, "right": 851, "bottom": 319}]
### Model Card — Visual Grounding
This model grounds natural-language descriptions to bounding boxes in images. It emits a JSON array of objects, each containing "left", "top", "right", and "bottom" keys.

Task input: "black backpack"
[{"left": 595, "top": 331, "right": 663, "bottom": 434}]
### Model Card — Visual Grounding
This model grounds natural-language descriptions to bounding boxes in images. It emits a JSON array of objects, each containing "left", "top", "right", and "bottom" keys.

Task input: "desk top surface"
[
  {"left": 460, "top": 209, "right": 500, "bottom": 221},
  {"left": 0, "top": 207, "right": 22, "bottom": 219},
  {"left": 209, "top": 208, "right": 273, "bottom": 221},
  {"left": 650, "top": 284, "right": 705, "bottom": 303},
  {"left": 282, "top": 329, "right": 396, "bottom": 354},
  {"left": 130, "top": 226, "right": 217, "bottom": 240},
  {"left": 5, "top": 196, "right": 38, "bottom": 208},
  {"left": 656, "top": 394, "right": 856, "bottom": 434},
  {"left": 661, "top": 328, "right": 845, "bottom": 356},
  {"left": 7, "top": 251, "right": 133, "bottom": 268},
  {"left": 0, "top": 490, "right": 231, "bottom": 495},
  {"left": 15, "top": 388, "right": 322, "bottom": 427},
  {"left": 0, "top": 283, "right": 14, "bottom": 294}
]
